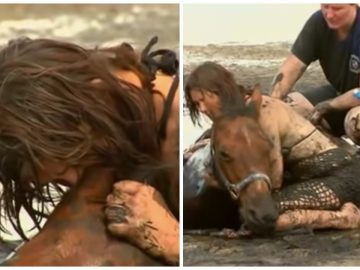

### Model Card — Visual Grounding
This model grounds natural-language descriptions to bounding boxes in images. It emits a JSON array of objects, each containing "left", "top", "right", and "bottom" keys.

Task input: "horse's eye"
[{"left": 219, "top": 150, "right": 232, "bottom": 161}]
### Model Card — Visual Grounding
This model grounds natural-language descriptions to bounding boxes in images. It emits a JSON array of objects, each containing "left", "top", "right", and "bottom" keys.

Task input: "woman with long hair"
[{"left": 0, "top": 37, "right": 179, "bottom": 265}]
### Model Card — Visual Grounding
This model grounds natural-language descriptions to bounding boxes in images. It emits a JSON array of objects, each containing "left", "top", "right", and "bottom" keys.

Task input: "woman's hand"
[{"left": 105, "top": 180, "right": 179, "bottom": 265}]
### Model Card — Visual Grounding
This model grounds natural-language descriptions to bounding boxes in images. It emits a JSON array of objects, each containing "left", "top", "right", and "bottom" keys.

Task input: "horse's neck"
[
  {"left": 45, "top": 167, "right": 114, "bottom": 224},
  {"left": 73, "top": 167, "right": 114, "bottom": 201}
]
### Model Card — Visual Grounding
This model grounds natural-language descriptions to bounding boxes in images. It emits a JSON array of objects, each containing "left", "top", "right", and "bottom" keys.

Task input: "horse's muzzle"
[
  {"left": 240, "top": 196, "right": 279, "bottom": 235},
  {"left": 242, "top": 211, "right": 278, "bottom": 235}
]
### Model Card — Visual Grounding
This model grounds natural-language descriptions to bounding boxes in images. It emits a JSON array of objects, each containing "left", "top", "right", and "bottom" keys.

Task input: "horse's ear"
[{"left": 247, "top": 84, "right": 262, "bottom": 118}]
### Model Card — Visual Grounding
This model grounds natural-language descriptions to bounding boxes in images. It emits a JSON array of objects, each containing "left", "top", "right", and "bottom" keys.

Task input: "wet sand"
[
  {"left": 183, "top": 44, "right": 360, "bottom": 266},
  {"left": 184, "top": 43, "right": 326, "bottom": 93},
  {"left": 184, "top": 231, "right": 360, "bottom": 266}
]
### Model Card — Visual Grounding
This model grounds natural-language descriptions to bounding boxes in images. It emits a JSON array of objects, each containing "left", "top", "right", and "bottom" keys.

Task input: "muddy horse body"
[{"left": 184, "top": 88, "right": 360, "bottom": 233}]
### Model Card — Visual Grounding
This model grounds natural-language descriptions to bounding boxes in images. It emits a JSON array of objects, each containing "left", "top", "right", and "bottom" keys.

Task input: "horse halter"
[{"left": 210, "top": 142, "right": 272, "bottom": 200}]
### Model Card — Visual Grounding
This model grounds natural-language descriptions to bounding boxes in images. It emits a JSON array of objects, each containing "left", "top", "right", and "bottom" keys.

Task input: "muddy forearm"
[
  {"left": 155, "top": 218, "right": 179, "bottom": 266},
  {"left": 144, "top": 209, "right": 179, "bottom": 265},
  {"left": 131, "top": 201, "right": 179, "bottom": 265},
  {"left": 106, "top": 181, "right": 180, "bottom": 265},
  {"left": 277, "top": 209, "right": 340, "bottom": 230},
  {"left": 329, "top": 88, "right": 360, "bottom": 110},
  {"left": 276, "top": 203, "right": 360, "bottom": 231}
]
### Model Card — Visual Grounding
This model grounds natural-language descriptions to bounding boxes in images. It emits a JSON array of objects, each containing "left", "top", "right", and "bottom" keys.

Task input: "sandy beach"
[{"left": 183, "top": 4, "right": 360, "bottom": 266}]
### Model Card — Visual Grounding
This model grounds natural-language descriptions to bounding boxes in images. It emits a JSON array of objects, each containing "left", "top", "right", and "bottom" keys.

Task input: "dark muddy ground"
[
  {"left": 183, "top": 44, "right": 360, "bottom": 266},
  {"left": 184, "top": 230, "right": 360, "bottom": 266}
]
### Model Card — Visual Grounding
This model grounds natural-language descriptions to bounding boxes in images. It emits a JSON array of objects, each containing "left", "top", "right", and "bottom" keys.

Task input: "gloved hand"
[{"left": 308, "top": 100, "right": 333, "bottom": 126}]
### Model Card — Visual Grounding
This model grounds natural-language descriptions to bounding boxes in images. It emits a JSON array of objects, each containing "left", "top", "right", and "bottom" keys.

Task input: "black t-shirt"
[{"left": 291, "top": 7, "right": 360, "bottom": 94}]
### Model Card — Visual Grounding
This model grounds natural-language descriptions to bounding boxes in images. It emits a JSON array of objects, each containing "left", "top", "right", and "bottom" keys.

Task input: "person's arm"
[
  {"left": 309, "top": 87, "right": 360, "bottom": 125},
  {"left": 270, "top": 54, "right": 308, "bottom": 99},
  {"left": 105, "top": 180, "right": 179, "bottom": 266},
  {"left": 271, "top": 10, "right": 322, "bottom": 99},
  {"left": 276, "top": 202, "right": 360, "bottom": 231},
  {"left": 328, "top": 87, "right": 360, "bottom": 110}
]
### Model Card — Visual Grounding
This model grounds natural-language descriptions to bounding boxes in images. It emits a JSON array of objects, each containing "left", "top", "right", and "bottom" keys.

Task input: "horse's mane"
[
  {"left": 220, "top": 100, "right": 257, "bottom": 120},
  {"left": 0, "top": 37, "right": 167, "bottom": 239},
  {"left": 216, "top": 84, "right": 257, "bottom": 121}
]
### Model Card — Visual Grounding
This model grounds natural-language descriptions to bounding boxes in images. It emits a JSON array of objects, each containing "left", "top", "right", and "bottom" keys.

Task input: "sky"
[{"left": 184, "top": 3, "right": 320, "bottom": 45}]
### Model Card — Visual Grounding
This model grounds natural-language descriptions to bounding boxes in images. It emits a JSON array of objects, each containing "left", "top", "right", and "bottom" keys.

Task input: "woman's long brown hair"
[
  {"left": 185, "top": 61, "right": 246, "bottom": 126},
  {"left": 0, "top": 37, "right": 164, "bottom": 239}
]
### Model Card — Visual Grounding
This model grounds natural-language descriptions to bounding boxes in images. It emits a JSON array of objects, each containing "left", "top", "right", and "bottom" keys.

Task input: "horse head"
[{"left": 211, "top": 85, "right": 279, "bottom": 235}]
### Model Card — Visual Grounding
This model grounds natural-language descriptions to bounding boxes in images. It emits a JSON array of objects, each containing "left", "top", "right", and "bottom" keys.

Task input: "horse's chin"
[
  {"left": 244, "top": 221, "right": 276, "bottom": 236},
  {"left": 239, "top": 209, "right": 277, "bottom": 236}
]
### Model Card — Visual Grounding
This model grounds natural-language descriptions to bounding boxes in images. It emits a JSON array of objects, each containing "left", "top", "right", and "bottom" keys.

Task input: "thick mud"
[
  {"left": 183, "top": 44, "right": 360, "bottom": 266},
  {"left": 184, "top": 43, "right": 327, "bottom": 93},
  {"left": 184, "top": 231, "right": 360, "bottom": 266}
]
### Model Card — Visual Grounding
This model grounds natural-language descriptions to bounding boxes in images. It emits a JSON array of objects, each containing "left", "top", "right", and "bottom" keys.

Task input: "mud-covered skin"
[
  {"left": 106, "top": 181, "right": 179, "bottom": 266},
  {"left": 276, "top": 203, "right": 360, "bottom": 231}
]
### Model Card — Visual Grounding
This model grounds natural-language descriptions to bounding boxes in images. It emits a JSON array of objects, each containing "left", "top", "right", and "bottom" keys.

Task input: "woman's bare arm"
[{"left": 276, "top": 202, "right": 360, "bottom": 231}]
